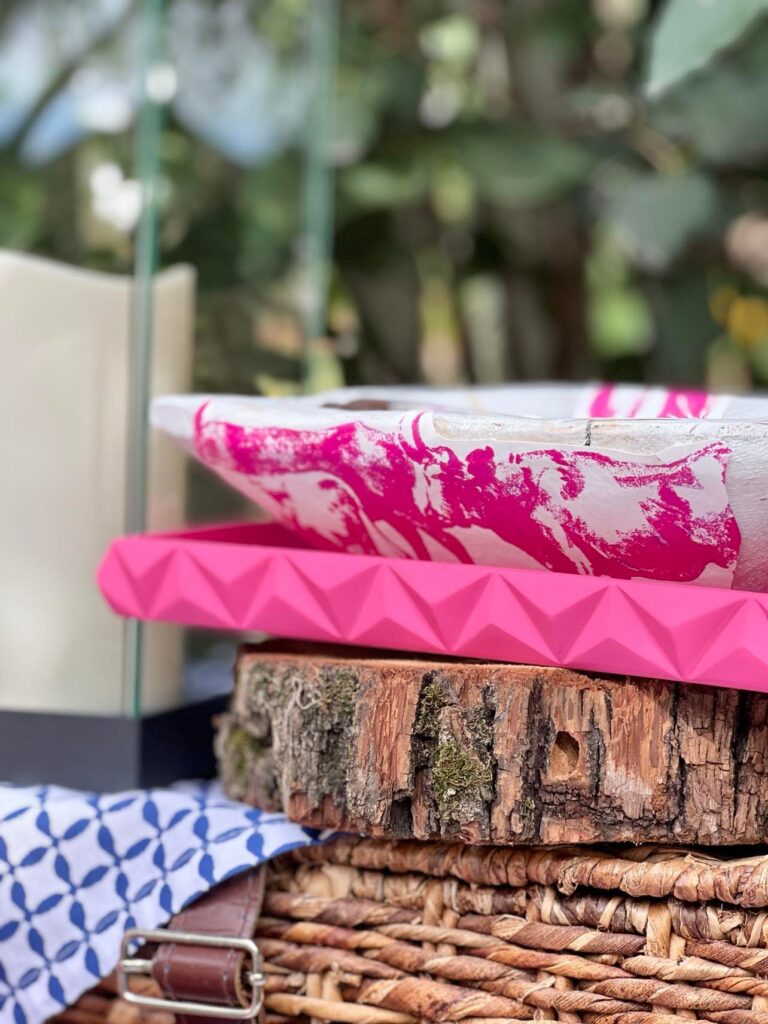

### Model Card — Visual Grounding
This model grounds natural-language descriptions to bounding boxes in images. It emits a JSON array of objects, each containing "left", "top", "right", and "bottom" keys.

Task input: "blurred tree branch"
[{"left": 3, "top": 0, "right": 137, "bottom": 156}]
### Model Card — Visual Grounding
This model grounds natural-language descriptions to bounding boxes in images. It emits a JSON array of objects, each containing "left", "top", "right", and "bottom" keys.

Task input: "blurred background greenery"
[
  {"left": 7, "top": 0, "right": 768, "bottom": 700},
  {"left": 4, "top": 0, "right": 768, "bottom": 400}
]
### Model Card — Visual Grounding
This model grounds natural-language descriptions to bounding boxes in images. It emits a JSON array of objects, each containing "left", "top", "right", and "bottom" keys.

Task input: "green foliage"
[
  {"left": 453, "top": 127, "right": 593, "bottom": 208},
  {"left": 588, "top": 233, "right": 653, "bottom": 359},
  {"left": 651, "top": 24, "right": 768, "bottom": 166},
  {"left": 6, "top": 0, "right": 768, "bottom": 395},
  {"left": 646, "top": 0, "right": 768, "bottom": 97},
  {"left": 602, "top": 172, "right": 722, "bottom": 272},
  {"left": 590, "top": 286, "right": 653, "bottom": 359},
  {"left": 0, "top": 164, "right": 44, "bottom": 251},
  {"left": 340, "top": 155, "right": 430, "bottom": 213}
]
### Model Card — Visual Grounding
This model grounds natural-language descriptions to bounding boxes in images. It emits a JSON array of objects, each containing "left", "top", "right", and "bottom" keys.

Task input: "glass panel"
[
  {"left": 154, "top": 0, "right": 339, "bottom": 711},
  {"left": 0, "top": 0, "right": 339, "bottom": 718},
  {"left": 0, "top": 0, "right": 191, "bottom": 717},
  {"left": 0, "top": 1, "right": 149, "bottom": 718}
]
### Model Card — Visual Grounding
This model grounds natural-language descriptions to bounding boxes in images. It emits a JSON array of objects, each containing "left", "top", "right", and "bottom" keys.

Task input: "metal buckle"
[{"left": 117, "top": 928, "right": 264, "bottom": 1020}]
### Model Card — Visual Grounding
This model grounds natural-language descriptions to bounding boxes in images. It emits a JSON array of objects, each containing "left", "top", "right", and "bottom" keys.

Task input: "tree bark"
[{"left": 217, "top": 643, "right": 768, "bottom": 846}]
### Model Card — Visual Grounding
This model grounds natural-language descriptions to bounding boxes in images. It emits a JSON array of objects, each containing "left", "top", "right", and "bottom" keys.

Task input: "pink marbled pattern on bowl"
[
  {"left": 192, "top": 401, "right": 739, "bottom": 586},
  {"left": 586, "top": 384, "right": 714, "bottom": 418}
]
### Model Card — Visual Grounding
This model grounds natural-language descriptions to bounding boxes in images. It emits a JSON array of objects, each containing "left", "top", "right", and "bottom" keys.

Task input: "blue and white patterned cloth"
[{"left": 0, "top": 782, "right": 329, "bottom": 1024}]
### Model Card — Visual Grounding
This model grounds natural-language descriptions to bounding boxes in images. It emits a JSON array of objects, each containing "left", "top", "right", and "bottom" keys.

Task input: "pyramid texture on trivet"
[{"left": 98, "top": 522, "right": 768, "bottom": 693}]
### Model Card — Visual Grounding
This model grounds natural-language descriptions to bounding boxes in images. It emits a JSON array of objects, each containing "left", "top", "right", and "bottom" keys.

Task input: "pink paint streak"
[
  {"left": 587, "top": 384, "right": 714, "bottom": 419},
  {"left": 193, "top": 404, "right": 740, "bottom": 584}
]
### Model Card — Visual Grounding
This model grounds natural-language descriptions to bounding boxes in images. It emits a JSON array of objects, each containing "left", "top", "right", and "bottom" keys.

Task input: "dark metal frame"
[{"left": 0, "top": 696, "right": 226, "bottom": 790}]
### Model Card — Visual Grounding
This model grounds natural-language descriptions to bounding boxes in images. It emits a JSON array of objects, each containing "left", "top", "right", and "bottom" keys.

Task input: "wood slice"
[{"left": 216, "top": 644, "right": 768, "bottom": 846}]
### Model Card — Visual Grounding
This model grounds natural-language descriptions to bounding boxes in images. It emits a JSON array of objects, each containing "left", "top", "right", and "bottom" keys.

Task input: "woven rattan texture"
[{"left": 52, "top": 837, "right": 768, "bottom": 1023}]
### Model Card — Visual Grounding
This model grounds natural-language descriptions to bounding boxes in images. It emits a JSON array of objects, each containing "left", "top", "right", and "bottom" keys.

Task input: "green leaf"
[
  {"left": 0, "top": 164, "right": 44, "bottom": 250},
  {"left": 646, "top": 273, "right": 717, "bottom": 383},
  {"left": 602, "top": 172, "right": 721, "bottom": 272},
  {"left": 238, "top": 156, "right": 302, "bottom": 283},
  {"left": 332, "top": 59, "right": 424, "bottom": 164},
  {"left": 646, "top": 0, "right": 768, "bottom": 98},
  {"left": 454, "top": 127, "right": 592, "bottom": 208},
  {"left": 651, "top": 24, "right": 768, "bottom": 165},
  {"left": 340, "top": 157, "right": 429, "bottom": 211},
  {"left": 590, "top": 286, "right": 653, "bottom": 359},
  {"left": 588, "top": 228, "right": 653, "bottom": 360}
]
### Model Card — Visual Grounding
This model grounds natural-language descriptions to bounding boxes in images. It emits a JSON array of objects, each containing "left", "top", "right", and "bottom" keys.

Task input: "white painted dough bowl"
[{"left": 153, "top": 383, "right": 768, "bottom": 591}]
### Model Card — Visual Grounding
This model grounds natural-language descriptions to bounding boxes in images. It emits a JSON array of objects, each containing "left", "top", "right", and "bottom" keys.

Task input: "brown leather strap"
[{"left": 150, "top": 868, "right": 265, "bottom": 1024}]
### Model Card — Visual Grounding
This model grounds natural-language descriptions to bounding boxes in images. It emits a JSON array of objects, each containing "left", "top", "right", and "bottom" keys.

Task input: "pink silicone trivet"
[{"left": 98, "top": 522, "right": 768, "bottom": 693}]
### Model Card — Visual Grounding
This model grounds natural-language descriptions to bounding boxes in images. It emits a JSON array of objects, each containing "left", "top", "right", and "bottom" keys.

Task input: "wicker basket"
[{"left": 52, "top": 836, "right": 768, "bottom": 1024}]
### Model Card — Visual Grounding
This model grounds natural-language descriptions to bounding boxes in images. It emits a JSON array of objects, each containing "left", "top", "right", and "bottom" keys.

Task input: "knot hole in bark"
[{"left": 550, "top": 731, "right": 580, "bottom": 779}]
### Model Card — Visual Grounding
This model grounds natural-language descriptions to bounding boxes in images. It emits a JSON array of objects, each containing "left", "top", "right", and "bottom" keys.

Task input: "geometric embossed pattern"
[{"left": 98, "top": 522, "right": 768, "bottom": 693}]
